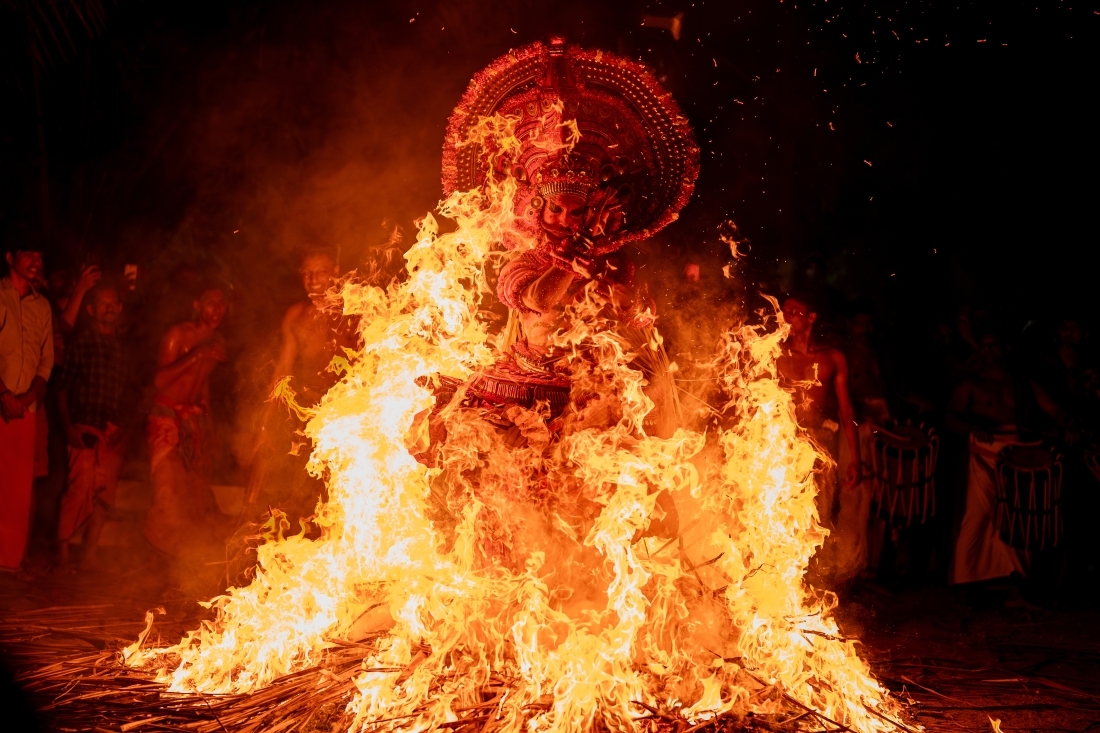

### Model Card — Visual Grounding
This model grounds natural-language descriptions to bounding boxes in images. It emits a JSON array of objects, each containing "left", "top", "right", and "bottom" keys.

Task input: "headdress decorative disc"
[{"left": 443, "top": 37, "right": 699, "bottom": 254}]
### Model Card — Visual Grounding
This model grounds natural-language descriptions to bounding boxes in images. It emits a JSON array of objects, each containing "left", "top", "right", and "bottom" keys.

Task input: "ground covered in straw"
[{"left": 1, "top": 549, "right": 1098, "bottom": 733}]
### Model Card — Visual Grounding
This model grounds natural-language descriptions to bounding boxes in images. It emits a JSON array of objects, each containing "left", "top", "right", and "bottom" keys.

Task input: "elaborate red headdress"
[{"left": 442, "top": 37, "right": 699, "bottom": 256}]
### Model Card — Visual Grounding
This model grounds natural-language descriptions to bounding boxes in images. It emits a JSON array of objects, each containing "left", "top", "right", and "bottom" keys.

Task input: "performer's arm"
[
  {"left": 245, "top": 309, "right": 303, "bottom": 515},
  {"left": 522, "top": 267, "right": 578, "bottom": 314},
  {"left": 832, "top": 349, "right": 861, "bottom": 489},
  {"left": 252, "top": 305, "right": 302, "bottom": 452}
]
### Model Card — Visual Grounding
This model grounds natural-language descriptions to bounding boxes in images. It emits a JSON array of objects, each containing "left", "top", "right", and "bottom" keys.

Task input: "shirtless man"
[
  {"left": 778, "top": 294, "right": 867, "bottom": 582},
  {"left": 272, "top": 249, "right": 350, "bottom": 405},
  {"left": 245, "top": 248, "right": 353, "bottom": 532},
  {"left": 947, "top": 332, "right": 1065, "bottom": 587},
  {"left": 143, "top": 283, "right": 229, "bottom": 557},
  {"left": 778, "top": 294, "right": 861, "bottom": 489}
]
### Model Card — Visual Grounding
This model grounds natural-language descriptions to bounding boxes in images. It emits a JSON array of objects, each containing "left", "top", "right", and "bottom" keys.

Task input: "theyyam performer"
[{"left": 408, "top": 35, "right": 699, "bottom": 566}]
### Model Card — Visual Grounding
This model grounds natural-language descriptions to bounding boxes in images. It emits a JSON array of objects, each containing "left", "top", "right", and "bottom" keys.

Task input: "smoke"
[
  {"left": 38, "top": 0, "right": 735, "bottom": 595},
  {"left": 114, "top": 3, "right": 657, "bottom": 478}
]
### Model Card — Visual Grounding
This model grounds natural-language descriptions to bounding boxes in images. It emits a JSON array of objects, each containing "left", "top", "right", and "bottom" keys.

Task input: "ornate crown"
[
  {"left": 536, "top": 179, "right": 595, "bottom": 199},
  {"left": 442, "top": 37, "right": 699, "bottom": 255}
]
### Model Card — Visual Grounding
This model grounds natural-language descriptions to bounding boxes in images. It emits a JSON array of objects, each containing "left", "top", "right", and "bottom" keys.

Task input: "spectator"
[
  {"left": 946, "top": 332, "right": 1067, "bottom": 594},
  {"left": 143, "top": 281, "right": 231, "bottom": 557},
  {"left": 1, "top": 244, "right": 54, "bottom": 574},
  {"left": 55, "top": 283, "right": 130, "bottom": 570},
  {"left": 835, "top": 300, "right": 891, "bottom": 582},
  {"left": 243, "top": 247, "right": 354, "bottom": 534}
]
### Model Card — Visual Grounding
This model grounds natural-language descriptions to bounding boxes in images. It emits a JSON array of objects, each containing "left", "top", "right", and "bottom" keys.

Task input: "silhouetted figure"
[
  {"left": 244, "top": 248, "right": 354, "bottom": 534},
  {"left": 837, "top": 301, "right": 891, "bottom": 581},
  {"left": 143, "top": 283, "right": 230, "bottom": 557},
  {"left": 1, "top": 245, "right": 54, "bottom": 575},
  {"left": 56, "top": 284, "right": 130, "bottom": 570},
  {"left": 946, "top": 332, "right": 1066, "bottom": 591},
  {"left": 778, "top": 293, "right": 863, "bottom": 583}
]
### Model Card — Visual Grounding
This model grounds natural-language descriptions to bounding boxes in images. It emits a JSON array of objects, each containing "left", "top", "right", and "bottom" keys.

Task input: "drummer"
[
  {"left": 946, "top": 331, "right": 1066, "bottom": 593},
  {"left": 778, "top": 293, "right": 866, "bottom": 583}
]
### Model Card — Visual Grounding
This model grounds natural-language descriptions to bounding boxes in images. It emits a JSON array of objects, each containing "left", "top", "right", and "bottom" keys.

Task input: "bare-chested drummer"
[
  {"left": 778, "top": 292, "right": 863, "bottom": 574},
  {"left": 778, "top": 293, "right": 861, "bottom": 491},
  {"left": 245, "top": 247, "right": 354, "bottom": 532},
  {"left": 144, "top": 282, "right": 230, "bottom": 557}
]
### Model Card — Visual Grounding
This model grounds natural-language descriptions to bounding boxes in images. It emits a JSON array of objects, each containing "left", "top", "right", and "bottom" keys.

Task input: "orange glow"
[{"left": 124, "top": 115, "right": 906, "bottom": 733}]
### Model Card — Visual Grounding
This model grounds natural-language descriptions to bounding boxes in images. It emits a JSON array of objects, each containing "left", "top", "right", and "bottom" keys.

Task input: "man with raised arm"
[
  {"left": 56, "top": 283, "right": 131, "bottom": 570},
  {"left": 143, "top": 282, "right": 230, "bottom": 557}
]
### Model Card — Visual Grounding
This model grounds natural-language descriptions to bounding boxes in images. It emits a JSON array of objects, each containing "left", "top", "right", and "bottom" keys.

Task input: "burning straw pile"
[{"left": 11, "top": 114, "right": 915, "bottom": 733}]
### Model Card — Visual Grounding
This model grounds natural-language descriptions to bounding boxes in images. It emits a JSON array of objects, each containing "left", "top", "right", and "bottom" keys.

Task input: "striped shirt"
[{"left": 57, "top": 327, "right": 129, "bottom": 429}]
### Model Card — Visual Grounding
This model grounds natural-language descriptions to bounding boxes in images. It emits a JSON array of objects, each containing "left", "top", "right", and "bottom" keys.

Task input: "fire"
[{"left": 124, "top": 115, "right": 907, "bottom": 733}]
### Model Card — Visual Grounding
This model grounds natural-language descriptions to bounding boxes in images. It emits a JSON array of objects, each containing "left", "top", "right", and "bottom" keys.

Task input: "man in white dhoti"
[{"left": 947, "top": 333, "right": 1065, "bottom": 589}]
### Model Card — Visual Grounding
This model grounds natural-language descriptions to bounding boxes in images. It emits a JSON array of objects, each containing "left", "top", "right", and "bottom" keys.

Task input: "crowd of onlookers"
[
  {"left": 3, "top": 238, "right": 1098, "bottom": 607},
  {"left": 0, "top": 239, "right": 352, "bottom": 585}
]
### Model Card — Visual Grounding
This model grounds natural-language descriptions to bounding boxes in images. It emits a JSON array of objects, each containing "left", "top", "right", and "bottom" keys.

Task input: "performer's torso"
[{"left": 779, "top": 346, "right": 841, "bottom": 426}]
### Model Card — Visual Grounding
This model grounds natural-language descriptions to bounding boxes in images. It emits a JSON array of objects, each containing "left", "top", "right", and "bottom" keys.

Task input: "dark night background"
[
  {"left": 3, "top": 0, "right": 1094, "bottom": 298},
  {"left": 1, "top": 0, "right": 1096, "bottom": 466}
]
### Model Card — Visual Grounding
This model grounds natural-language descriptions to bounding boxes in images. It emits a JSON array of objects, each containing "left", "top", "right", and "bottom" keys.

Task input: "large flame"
[{"left": 126, "top": 115, "right": 905, "bottom": 733}]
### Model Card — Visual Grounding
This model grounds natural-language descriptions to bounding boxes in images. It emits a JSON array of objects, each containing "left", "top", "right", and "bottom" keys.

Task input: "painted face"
[
  {"left": 540, "top": 192, "right": 586, "bottom": 242},
  {"left": 194, "top": 289, "right": 228, "bottom": 328},
  {"left": 6, "top": 250, "right": 44, "bottom": 283},
  {"left": 782, "top": 298, "right": 816, "bottom": 336},
  {"left": 300, "top": 254, "right": 337, "bottom": 296}
]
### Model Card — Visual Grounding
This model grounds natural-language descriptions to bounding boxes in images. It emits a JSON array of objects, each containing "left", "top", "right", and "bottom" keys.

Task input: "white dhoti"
[
  {"left": 951, "top": 433, "right": 1026, "bottom": 584},
  {"left": 829, "top": 421, "right": 878, "bottom": 582}
]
